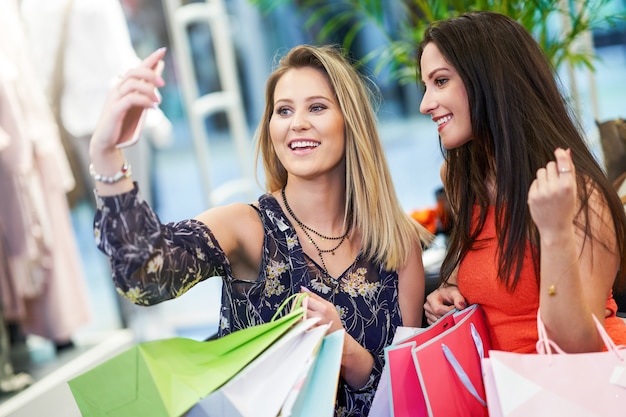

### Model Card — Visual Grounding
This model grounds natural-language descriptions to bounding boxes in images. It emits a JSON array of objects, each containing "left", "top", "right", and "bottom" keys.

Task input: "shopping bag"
[
  {"left": 385, "top": 304, "right": 491, "bottom": 417},
  {"left": 414, "top": 305, "right": 491, "bottom": 417},
  {"left": 68, "top": 299, "right": 305, "bottom": 417},
  {"left": 370, "top": 327, "right": 420, "bottom": 417},
  {"left": 372, "top": 311, "right": 457, "bottom": 417},
  {"left": 481, "top": 358, "right": 503, "bottom": 417},
  {"left": 276, "top": 347, "right": 319, "bottom": 417},
  {"left": 187, "top": 318, "right": 329, "bottom": 417},
  {"left": 281, "top": 329, "right": 345, "bottom": 417},
  {"left": 483, "top": 310, "right": 626, "bottom": 417}
]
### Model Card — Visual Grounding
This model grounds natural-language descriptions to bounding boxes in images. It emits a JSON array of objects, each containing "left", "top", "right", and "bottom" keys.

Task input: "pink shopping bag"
[{"left": 483, "top": 310, "right": 626, "bottom": 417}]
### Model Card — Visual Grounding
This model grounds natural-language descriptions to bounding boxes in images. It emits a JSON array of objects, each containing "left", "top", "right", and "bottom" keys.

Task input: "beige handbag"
[
  {"left": 49, "top": 0, "right": 86, "bottom": 208},
  {"left": 597, "top": 118, "right": 626, "bottom": 183},
  {"left": 614, "top": 171, "right": 626, "bottom": 206}
]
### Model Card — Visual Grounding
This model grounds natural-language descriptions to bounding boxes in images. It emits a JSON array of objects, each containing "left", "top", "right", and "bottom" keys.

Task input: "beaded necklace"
[{"left": 281, "top": 187, "right": 351, "bottom": 276}]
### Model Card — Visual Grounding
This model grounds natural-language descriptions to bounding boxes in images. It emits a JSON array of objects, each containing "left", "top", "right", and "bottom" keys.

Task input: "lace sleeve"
[{"left": 93, "top": 184, "right": 229, "bottom": 305}]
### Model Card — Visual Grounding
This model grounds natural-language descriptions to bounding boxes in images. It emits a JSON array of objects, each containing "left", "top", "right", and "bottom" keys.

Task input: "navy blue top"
[{"left": 94, "top": 185, "right": 403, "bottom": 416}]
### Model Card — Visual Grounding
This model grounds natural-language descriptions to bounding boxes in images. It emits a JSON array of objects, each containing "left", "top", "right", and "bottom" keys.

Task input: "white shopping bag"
[
  {"left": 187, "top": 318, "right": 328, "bottom": 417},
  {"left": 369, "top": 326, "right": 424, "bottom": 417},
  {"left": 280, "top": 329, "right": 345, "bottom": 417}
]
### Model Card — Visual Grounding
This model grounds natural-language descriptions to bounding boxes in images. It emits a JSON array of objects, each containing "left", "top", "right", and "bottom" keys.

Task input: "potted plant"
[{"left": 248, "top": 0, "right": 625, "bottom": 84}]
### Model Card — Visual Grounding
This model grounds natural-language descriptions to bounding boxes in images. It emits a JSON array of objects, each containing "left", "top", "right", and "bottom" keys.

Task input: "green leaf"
[{"left": 248, "top": 0, "right": 626, "bottom": 81}]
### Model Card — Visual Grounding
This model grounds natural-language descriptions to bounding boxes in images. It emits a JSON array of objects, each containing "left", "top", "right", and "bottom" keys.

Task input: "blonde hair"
[{"left": 255, "top": 44, "right": 432, "bottom": 270}]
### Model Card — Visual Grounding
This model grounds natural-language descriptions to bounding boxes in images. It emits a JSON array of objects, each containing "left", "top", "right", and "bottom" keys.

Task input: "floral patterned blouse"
[{"left": 94, "top": 185, "right": 403, "bottom": 417}]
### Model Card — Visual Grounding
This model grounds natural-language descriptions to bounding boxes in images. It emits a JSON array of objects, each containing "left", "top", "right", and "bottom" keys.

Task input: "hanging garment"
[{"left": 0, "top": 0, "right": 91, "bottom": 342}]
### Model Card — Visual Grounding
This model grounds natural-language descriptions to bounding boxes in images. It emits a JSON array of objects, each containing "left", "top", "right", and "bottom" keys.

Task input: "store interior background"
[
  {"left": 69, "top": 0, "right": 457, "bottom": 349},
  {"left": 4, "top": 0, "right": 626, "bottom": 409}
]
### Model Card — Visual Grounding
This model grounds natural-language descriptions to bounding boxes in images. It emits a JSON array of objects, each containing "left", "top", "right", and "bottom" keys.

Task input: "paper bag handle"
[
  {"left": 441, "top": 323, "right": 487, "bottom": 407},
  {"left": 271, "top": 292, "right": 309, "bottom": 321},
  {"left": 536, "top": 308, "right": 625, "bottom": 361}
]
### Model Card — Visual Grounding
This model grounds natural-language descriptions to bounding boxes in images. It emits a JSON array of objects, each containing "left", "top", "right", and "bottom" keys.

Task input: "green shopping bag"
[{"left": 68, "top": 299, "right": 305, "bottom": 417}]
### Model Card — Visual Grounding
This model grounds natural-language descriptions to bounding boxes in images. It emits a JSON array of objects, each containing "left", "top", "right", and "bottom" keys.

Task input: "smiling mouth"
[
  {"left": 290, "top": 140, "right": 320, "bottom": 150},
  {"left": 436, "top": 115, "right": 452, "bottom": 127}
]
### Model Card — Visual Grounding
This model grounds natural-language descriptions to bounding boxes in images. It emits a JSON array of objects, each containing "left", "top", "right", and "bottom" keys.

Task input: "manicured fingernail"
[{"left": 300, "top": 286, "right": 310, "bottom": 293}]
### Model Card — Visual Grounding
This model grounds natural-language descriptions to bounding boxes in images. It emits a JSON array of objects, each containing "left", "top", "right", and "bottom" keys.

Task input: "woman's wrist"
[
  {"left": 539, "top": 225, "right": 576, "bottom": 248},
  {"left": 340, "top": 334, "right": 374, "bottom": 389},
  {"left": 90, "top": 152, "right": 134, "bottom": 195},
  {"left": 89, "top": 161, "right": 132, "bottom": 184}
]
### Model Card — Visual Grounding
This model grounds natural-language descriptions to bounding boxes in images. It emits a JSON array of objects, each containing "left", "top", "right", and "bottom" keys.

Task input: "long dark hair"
[{"left": 417, "top": 11, "right": 626, "bottom": 292}]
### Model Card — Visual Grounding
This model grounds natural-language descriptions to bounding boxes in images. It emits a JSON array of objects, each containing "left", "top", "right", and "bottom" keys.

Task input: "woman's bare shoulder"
[{"left": 194, "top": 202, "right": 264, "bottom": 256}]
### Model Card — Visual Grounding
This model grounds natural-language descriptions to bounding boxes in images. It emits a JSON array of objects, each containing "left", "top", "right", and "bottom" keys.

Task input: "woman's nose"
[
  {"left": 291, "top": 111, "right": 311, "bottom": 131},
  {"left": 419, "top": 90, "right": 436, "bottom": 115}
]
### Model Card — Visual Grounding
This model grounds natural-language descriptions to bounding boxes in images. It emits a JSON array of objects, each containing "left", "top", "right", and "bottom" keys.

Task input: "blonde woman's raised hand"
[{"left": 90, "top": 47, "right": 166, "bottom": 157}]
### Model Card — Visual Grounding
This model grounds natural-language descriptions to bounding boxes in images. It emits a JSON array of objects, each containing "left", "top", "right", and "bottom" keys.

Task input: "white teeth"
[
  {"left": 436, "top": 115, "right": 452, "bottom": 126},
  {"left": 290, "top": 141, "right": 319, "bottom": 149}
]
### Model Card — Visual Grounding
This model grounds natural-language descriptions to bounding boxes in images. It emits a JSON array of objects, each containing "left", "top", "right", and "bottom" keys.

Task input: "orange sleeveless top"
[{"left": 457, "top": 206, "right": 626, "bottom": 353}]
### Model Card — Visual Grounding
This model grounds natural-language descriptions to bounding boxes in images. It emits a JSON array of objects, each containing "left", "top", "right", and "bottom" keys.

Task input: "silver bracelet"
[{"left": 89, "top": 162, "right": 132, "bottom": 184}]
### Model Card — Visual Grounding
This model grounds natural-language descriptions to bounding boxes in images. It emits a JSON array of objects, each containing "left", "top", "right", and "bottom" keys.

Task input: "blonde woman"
[{"left": 89, "top": 44, "right": 431, "bottom": 416}]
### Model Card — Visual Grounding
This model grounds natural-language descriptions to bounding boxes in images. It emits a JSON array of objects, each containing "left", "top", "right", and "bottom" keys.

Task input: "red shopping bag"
[
  {"left": 386, "top": 304, "right": 491, "bottom": 417},
  {"left": 382, "top": 312, "right": 456, "bottom": 416}
]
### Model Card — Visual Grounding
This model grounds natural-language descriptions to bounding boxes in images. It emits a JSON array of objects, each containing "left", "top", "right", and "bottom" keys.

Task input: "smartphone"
[{"left": 115, "top": 60, "right": 164, "bottom": 149}]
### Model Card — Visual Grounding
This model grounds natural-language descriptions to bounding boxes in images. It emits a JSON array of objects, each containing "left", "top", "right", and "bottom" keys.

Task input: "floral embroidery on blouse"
[{"left": 94, "top": 185, "right": 403, "bottom": 417}]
